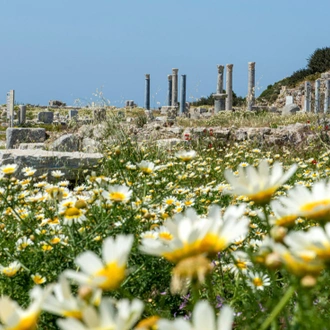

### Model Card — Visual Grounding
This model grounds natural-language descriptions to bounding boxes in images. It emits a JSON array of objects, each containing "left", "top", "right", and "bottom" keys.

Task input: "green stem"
[
  {"left": 262, "top": 204, "right": 271, "bottom": 233},
  {"left": 260, "top": 285, "right": 295, "bottom": 330}
]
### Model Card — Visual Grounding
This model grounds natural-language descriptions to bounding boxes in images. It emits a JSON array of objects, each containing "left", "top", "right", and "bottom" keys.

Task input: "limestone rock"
[
  {"left": 19, "top": 143, "right": 45, "bottom": 150},
  {"left": 6, "top": 128, "right": 46, "bottom": 149},
  {"left": 51, "top": 134, "right": 80, "bottom": 152},
  {"left": 0, "top": 149, "right": 103, "bottom": 180},
  {"left": 281, "top": 103, "right": 300, "bottom": 115}
]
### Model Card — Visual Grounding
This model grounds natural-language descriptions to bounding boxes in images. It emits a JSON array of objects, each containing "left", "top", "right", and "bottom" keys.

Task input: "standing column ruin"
[
  {"left": 167, "top": 75, "right": 172, "bottom": 106},
  {"left": 214, "top": 65, "right": 225, "bottom": 113},
  {"left": 247, "top": 62, "right": 256, "bottom": 111},
  {"left": 145, "top": 74, "right": 150, "bottom": 110},
  {"left": 171, "top": 68, "right": 179, "bottom": 107},
  {"left": 304, "top": 81, "right": 311, "bottom": 112},
  {"left": 315, "top": 79, "right": 321, "bottom": 113},
  {"left": 225, "top": 64, "right": 233, "bottom": 110},
  {"left": 19, "top": 105, "right": 26, "bottom": 124},
  {"left": 180, "top": 75, "right": 186, "bottom": 115},
  {"left": 324, "top": 79, "right": 330, "bottom": 113}
]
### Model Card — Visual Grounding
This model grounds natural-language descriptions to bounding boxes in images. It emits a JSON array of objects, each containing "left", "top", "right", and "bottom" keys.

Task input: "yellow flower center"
[
  {"left": 62, "top": 310, "right": 83, "bottom": 319},
  {"left": 253, "top": 277, "right": 263, "bottom": 287},
  {"left": 136, "top": 316, "right": 160, "bottom": 329},
  {"left": 300, "top": 199, "right": 330, "bottom": 220},
  {"left": 32, "top": 275, "right": 45, "bottom": 284},
  {"left": 2, "top": 167, "right": 15, "bottom": 174},
  {"left": 140, "top": 167, "right": 153, "bottom": 174},
  {"left": 93, "top": 262, "right": 126, "bottom": 290},
  {"left": 51, "top": 237, "right": 61, "bottom": 244},
  {"left": 275, "top": 215, "right": 298, "bottom": 227},
  {"left": 236, "top": 261, "right": 248, "bottom": 269},
  {"left": 248, "top": 187, "right": 277, "bottom": 204},
  {"left": 109, "top": 192, "right": 126, "bottom": 202},
  {"left": 8, "top": 313, "right": 38, "bottom": 330},
  {"left": 163, "top": 234, "right": 227, "bottom": 263},
  {"left": 3, "top": 268, "right": 19, "bottom": 277},
  {"left": 159, "top": 232, "right": 173, "bottom": 241},
  {"left": 64, "top": 207, "right": 82, "bottom": 218}
]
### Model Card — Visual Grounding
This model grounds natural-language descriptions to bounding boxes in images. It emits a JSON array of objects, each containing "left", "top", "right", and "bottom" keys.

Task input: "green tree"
[{"left": 307, "top": 47, "right": 330, "bottom": 73}]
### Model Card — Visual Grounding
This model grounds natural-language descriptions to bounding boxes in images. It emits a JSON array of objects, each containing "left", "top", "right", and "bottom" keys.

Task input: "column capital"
[
  {"left": 217, "top": 65, "right": 224, "bottom": 73},
  {"left": 168, "top": 74, "right": 172, "bottom": 81},
  {"left": 226, "top": 64, "right": 234, "bottom": 71},
  {"left": 172, "top": 68, "right": 179, "bottom": 74},
  {"left": 248, "top": 62, "right": 256, "bottom": 70},
  {"left": 145, "top": 74, "right": 150, "bottom": 79}
]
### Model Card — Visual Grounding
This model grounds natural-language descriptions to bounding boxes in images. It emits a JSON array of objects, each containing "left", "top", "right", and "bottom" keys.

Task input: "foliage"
[
  {"left": 307, "top": 47, "right": 330, "bottom": 73},
  {"left": 191, "top": 91, "right": 246, "bottom": 107}
]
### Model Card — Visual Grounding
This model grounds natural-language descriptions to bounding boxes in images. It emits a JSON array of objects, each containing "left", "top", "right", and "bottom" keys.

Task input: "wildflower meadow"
[{"left": 1, "top": 114, "right": 330, "bottom": 329}]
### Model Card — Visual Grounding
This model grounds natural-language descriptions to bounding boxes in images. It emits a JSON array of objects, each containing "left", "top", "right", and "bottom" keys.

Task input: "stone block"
[
  {"left": 69, "top": 110, "right": 78, "bottom": 120},
  {"left": 281, "top": 103, "right": 300, "bottom": 116},
  {"left": 18, "top": 143, "right": 45, "bottom": 150},
  {"left": 6, "top": 128, "right": 46, "bottom": 149},
  {"left": 0, "top": 149, "right": 103, "bottom": 180},
  {"left": 51, "top": 134, "right": 80, "bottom": 152},
  {"left": 38, "top": 111, "right": 54, "bottom": 123}
]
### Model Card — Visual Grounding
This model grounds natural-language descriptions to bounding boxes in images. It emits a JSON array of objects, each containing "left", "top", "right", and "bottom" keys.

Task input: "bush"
[{"left": 307, "top": 47, "right": 330, "bottom": 73}]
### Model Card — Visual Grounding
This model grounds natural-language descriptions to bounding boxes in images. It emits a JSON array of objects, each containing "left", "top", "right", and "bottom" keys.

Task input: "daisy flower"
[
  {"left": 158, "top": 300, "right": 234, "bottom": 330},
  {"left": 247, "top": 271, "right": 271, "bottom": 291},
  {"left": 140, "top": 205, "right": 249, "bottom": 263},
  {"left": 279, "top": 180, "right": 330, "bottom": 222},
  {"left": 0, "top": 286, "right": 51, "bottom": 330},
  {"left": 31, "top": 273, "right": 47, "bottom": 285},
  {"left": 51, "top": 170, "right": 65, "bottom": 178},
  {"left": 43, "top": 275, "right": 87, "bottom": 319},
  {"left": 16, "top": 237, "right": 34, "bottom": 251},
  {"left": 224, "top": 160, "right": 297, "bottom": 205},
  {"left": 137, "top": 160, "right": 157, "bottom": 174},
  {"left": 0, "top": 261, "right": 21, "bottom": 277},
  {"left": 65, "top": 235, "right": 133, "bottom": 291},
  {"left": 0, "top": 164, "right": 18, "bottom": 175},
  {"left": 229, "top": 251, "right": 252, "bottom": 275},
  {"left": 102, "top": 185, "right": 132, "bottom": 203},
  {"left": 57, "top": 298, "right": 144, "bottom": 330},
  {"left": 175, "top": 150, "right": 197, "bottom": 162}
]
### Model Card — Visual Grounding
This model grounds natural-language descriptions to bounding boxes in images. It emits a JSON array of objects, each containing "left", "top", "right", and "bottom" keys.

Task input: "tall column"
[
  {"left": 304, "top": 81, "right": 311, "bottom": 112},
  {"left": 315, "top": 79, "right": 321, "bottom": 113},
  {"left": 167, "top": 75, "right": 172, "bottom": 106},
  {"left": 180, "top": 75, "right": 186, "bottom": 115},
  {"left": 19, "top": 105, "right": 26, "bottom": 124},
  {"left": 225, "top": 64, "right": 233, "bottom": 110},
  {"left": 247, "top": 62, "right": 256, "bottom": 111},
  {"left": 324, "top": 79, "right": 330, "bottom": 113},
  {"left": 215, "top": 65, "right": 224, "bottom": 113},
  {"left": 145, "top": 74, "right": 150, "bottom": 110},
  {"left": 171, "top": 68, "right": 179, "bottom": 107}
]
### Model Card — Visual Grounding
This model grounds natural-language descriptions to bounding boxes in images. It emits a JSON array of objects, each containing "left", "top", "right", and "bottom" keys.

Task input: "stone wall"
[{"left": 274, "top": 71, "right": 330, "bottom": 109}]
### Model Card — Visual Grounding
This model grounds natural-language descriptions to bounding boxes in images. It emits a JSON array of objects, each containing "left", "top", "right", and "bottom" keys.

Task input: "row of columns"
[
  {"left": 304, "top": 79, "right": 330, "bottom": 113},
  {"left": 213, "top": 62, "right": 255, "bottom": 112},
  {"left": 145, "top": 68, "right": 187, "bottom": 114}
]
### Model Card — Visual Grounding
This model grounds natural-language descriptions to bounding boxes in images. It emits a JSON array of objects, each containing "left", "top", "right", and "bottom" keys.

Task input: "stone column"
[
  {"left": 324, "top": 79, "right": 330, "bottom": 113},
  {"left": 215, "top": 65, "right": 224, "bottom": 113},
  {"left": 19, "top": 105, "right": 26, "bottom": 124},
  {"left": 304, "top": 81, "right": 311, "bottom": 112},
  {"left": 315, "top": 79, "right": 321, "bottom": 113},
  {"left": 171, "top": 68, "right": 179, "bottom": 107},
  {"left": 247, "top": 62, "right": 256, "bottom": 111},
  {"left": 225, "top": 64, "right": 233, "bottom": 110},
  {"left": 145, "top": 74, "right": 150, "bottom": 110},
  {"left": 167, "top": 75, "right": 172, "bottom": 106},
  {"left": 180, "top": 75, "right": 186, "bottom": 115}
]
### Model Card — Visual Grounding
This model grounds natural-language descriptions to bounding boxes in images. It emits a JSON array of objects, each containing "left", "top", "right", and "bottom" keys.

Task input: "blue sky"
[{"left": 1, "top": 0, "right": 329, "bottom": 107}]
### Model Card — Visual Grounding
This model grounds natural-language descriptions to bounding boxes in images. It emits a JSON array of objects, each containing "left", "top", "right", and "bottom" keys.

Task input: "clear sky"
[{"left": 1, "top": 0, "right": 329, "bottom": 108}]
